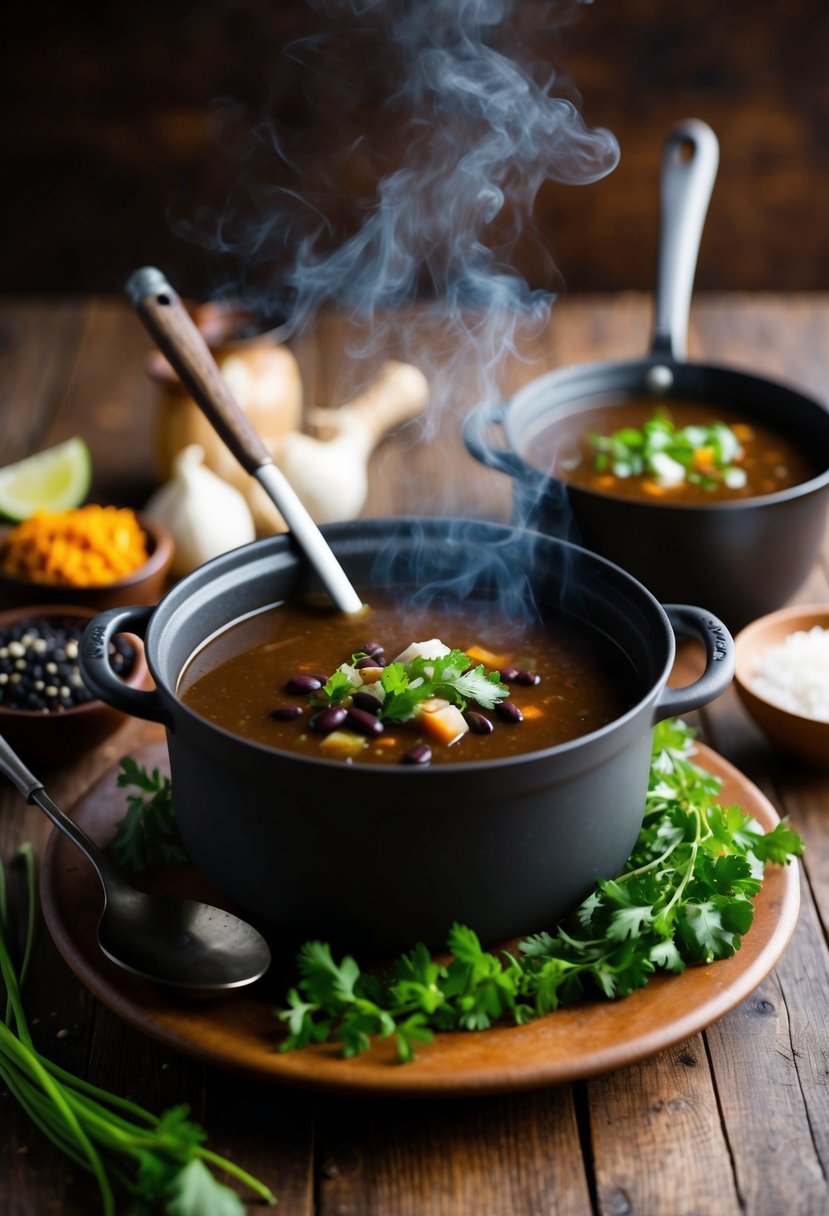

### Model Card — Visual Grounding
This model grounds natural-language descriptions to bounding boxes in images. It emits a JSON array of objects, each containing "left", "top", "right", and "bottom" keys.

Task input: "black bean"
[
  {"left": 464, "top": 710, "right": 493, "bottom": 734},
  {"left": 496, "top": 701, "right": 524, "bottom": 723},
  {"left": 401, "top": 743, "right": 432, "bottom": 765},
  {"left": 514, "top": 670, "right": 541, "bottom": 686},
  {"left": 362, "top": 641, "right": 385, "bottom": 657},
  {"left": 269, "top": 705, "right": 304, "bottom": 721},
  {"left": 285, "top": 674, "right": 323, "bottom": 695},
  {"left": 309, "top": 706, "right": 348, "bottom": 734},
  {"left": 346, "top": 707, "right": 385, "bottom": 736},
  {"left": 311, "top": 673, "right": 330, "bottom": 686},
  {"left": 500, "top": 666, "right": 519, "bottom": 682},
  {"left": 352, "top": 691, "right": 382, "bottom": 715}
]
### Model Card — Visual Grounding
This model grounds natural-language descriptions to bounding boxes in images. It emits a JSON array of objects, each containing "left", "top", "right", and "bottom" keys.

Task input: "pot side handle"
[
  {"left": 79, "top": 605, "right": 172, "bottom": 727},
  {"left": 462, "top": 399, "right": 527, "bottom": 478},
  {"left": 653, "top": 605, "right": 735, "bottom": 723}
]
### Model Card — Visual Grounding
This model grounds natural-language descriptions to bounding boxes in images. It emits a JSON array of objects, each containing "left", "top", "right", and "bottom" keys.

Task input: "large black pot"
[
  {"left": 80, "top": 518, "right": 734, "bottom": 957},
  {"left": 464, "top": 120, "right": 829, "bottom": 632}
]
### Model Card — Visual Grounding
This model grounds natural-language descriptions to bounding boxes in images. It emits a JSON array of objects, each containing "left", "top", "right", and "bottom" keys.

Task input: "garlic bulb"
[{"left": 143, "top": 444, "right": 256, "bottom": 577}]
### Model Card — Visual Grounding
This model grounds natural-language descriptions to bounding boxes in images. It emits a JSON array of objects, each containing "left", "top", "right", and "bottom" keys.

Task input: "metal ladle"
[
  {"left": 0, "top": 735, "right": 272, "bottom": 992},
  {"left": 125, "top": 266, "right": 364, "bottom": 615}
]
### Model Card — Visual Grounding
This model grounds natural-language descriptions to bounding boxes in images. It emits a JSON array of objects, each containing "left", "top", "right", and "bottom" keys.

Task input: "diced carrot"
[
  {"left": 692, "top": 447, "right": 715, "bottom": 474},
  {"left": 640, "top": 480, "right": 667, "bottom": 497},
  {"left": 594, "top": 474, "right": 616, "bottom": 490},
  {"left": 520, "top": 704, "right": 544, "bottom": 720},
  {"left": 465, "top": 644, "right": 510, "bottom": 669},
  {"left": 732, "top": 423, "right": 754, "bottom": 441},
  {"left": 376, "top": 736, "right": 399, "bottom": 748},
  {"left": 419, "top": 704, "right": 469, "bottom": 746}
]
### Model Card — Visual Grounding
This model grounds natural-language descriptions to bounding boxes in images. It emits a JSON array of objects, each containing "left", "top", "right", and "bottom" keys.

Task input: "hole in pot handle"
[
  {"left": 653, "top": 604, "right": 735, "bottom": 723},
  {"left": 79, "top": 605, "right": 172, "bottom": 727}
]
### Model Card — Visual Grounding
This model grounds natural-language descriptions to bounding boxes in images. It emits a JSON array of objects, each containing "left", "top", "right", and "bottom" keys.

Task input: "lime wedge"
[{"left": 0, "top": 437, "right": 92, "bottom": 522}]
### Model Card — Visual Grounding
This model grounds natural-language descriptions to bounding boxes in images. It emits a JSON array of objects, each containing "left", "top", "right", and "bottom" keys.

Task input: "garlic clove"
[{"left": 144, "top": 443, "right": 257, "bottom": 578}]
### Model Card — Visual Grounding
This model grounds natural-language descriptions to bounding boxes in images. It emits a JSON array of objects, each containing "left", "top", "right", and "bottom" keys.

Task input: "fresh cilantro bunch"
[
  {"left": 590, "top": 409, "right": 745, "bottom": 489},
  {"left": 0, "top": 846, "right": 275, "bottom": 1215},
  {"left": 275, "top": 718, "right": 803, "bottom": 1063},
  {"left": 313, "top": 648, "right": 509, "bottom": 723},
  {"left": 110, "top": 757, "right": 188, "bottom": 873}
]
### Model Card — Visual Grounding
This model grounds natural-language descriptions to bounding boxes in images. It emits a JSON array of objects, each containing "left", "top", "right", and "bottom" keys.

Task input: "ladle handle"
[
  {"left": 0, "top": 733, "right": 119, "bottom": 891},
  {"left": 125, "top": 267, "right": 364, "bottom": 615},
  {"left": 125, "top": 267, "right": 271, "bottom": 473},
  {"left": 651, "top": 119, "right": 720, "bottom": 361}
]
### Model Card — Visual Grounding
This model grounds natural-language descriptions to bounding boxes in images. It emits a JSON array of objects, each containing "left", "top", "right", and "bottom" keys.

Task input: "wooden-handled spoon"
[{"left": 125, "top": 266, "right": 365, "bottom": 615}]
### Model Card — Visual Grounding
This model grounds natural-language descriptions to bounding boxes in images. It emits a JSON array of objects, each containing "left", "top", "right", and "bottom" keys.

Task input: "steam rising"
[
  {"left": 181, "top": 0, "right": 619, "bottom": 617},
  {"left": 188, "top": 0, "right": 618, "bottom": 408}
]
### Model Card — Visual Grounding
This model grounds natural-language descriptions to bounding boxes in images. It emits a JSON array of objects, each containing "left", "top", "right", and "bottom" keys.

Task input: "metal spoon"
[
  {"left": 125, "top": 266, "right": 365, "bottom": 616},
  {"left": 0, "top": 735, "right": 271, "bottom": 992}
]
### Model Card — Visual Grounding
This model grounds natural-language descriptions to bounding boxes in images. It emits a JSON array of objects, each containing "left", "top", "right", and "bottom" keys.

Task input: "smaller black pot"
[
  {"left": 80, "top": 519, "right": 734, "bottom": 958},
  {"left": 464, "top": 120, "right": 829, "bottom": 632}
]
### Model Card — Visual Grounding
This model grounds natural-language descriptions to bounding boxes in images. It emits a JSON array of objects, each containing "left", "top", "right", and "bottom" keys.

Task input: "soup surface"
[
  {"left": 526, "top": 396, "right": 817, "bottom": 504},
  {"left": 178, "top": 592, "right": 637, "bottom": 766}
]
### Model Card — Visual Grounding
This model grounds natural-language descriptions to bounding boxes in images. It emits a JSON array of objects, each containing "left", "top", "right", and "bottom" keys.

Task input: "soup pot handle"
[
  {"left": 79, "top": 605, "right": 172, "bottom": 727},
  {"left": 462, "top": 400, "right": 529, "bottom": 479},
  {"left": 653, "top": 605, "right": 735, "bottom": 723}
]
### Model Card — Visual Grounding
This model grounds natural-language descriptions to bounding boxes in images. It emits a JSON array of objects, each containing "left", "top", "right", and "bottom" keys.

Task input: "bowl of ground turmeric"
[{"left": 0, "top": 506, "right": 174, "bottom": 611}]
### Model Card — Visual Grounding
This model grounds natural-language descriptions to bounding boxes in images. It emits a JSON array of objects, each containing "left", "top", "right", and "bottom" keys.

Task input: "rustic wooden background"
[{"left": 2, "top": 0, "right": 827, "bottom": 296}]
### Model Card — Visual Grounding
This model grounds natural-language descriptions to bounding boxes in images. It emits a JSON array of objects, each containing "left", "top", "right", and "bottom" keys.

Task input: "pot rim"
[
  {"left": 141, "top": 518, "right": 681, "bottom": 774},
  {"left": 500, "top": 354, "right": 829, "bottom": 511}
]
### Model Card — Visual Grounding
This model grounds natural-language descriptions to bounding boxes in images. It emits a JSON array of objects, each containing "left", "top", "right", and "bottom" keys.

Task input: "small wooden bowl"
[
  {"left": 734, "top": 605, "right": 829, "bottom": 769},
  {"left": 0, "top": 604, "right": 149, "bottom": 767},
  {"left": 0, "top": 515, "right": 174, "bottom": 612}
]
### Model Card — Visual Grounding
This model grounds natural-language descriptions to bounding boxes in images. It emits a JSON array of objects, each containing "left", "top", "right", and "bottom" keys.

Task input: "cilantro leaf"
[
  {"left": 110, "top": 758, "right": 188, "bottom": 873},
  {"left": 165, "top": 1158, "right": 247, "bottom": 1216}
]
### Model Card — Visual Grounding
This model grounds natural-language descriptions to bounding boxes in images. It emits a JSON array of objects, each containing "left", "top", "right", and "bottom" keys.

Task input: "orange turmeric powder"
[{"left": 0, "top": 505, "right": 149, "bottom": 587}]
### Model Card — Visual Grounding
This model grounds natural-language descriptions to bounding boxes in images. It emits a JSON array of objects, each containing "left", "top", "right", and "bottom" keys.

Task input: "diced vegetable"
[
  {"left": 392, "top": 639, "right": 451, "bottom": 664},
  {"left": 419, "top": 702, "right": 469, "bottom": 747},
  {"left": 319, "top": 730, "right": 368, "bottom": 758}
]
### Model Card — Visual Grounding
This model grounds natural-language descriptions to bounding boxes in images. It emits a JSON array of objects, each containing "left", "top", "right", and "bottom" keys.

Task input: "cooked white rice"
[{"left": 750, "top": 625, "right": 829, "bottom": 721}]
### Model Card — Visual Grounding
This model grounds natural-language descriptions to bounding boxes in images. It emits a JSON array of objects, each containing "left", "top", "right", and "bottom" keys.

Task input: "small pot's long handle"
[
  {"left": 650, "top": 119, "right": 720, "bottom": 361},
  {"left": 79, "top": 605, "right": 172, "bottom": 726},
  {"left": 653, "top": 605, "right": 735, "bottom": 723}
]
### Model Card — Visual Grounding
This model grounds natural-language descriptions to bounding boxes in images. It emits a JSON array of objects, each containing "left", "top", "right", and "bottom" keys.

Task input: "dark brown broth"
[
  {"left": 177, "top": 593, "right": 637, "bottom": 765},
  {"left": 526, "top": 396, "right": 817, "bottom": 504}
]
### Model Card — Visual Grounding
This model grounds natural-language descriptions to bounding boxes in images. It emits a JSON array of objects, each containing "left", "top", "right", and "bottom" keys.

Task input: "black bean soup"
[{"left": 178, "top": 593, "right": 637, "bottom": 766}]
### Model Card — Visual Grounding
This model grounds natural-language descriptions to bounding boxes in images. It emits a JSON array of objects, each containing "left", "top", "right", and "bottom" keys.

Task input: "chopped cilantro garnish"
[{"left": 311, "top": 646, "right": 510, "bottom": 724}]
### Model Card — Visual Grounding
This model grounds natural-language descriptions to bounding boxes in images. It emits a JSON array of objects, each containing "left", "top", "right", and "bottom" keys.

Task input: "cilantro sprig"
[
  {"left": 0, "top": 845, "right": 275, "bottom": 1214},
  {"left": 275, "top": 719, "right": 803, "bottom": 1063},
  {"left": 110, "top": 757, "right": 188, "bottom": 873},
  {"left": 590, "top": 409, "right": 746, "bottom": 490}
]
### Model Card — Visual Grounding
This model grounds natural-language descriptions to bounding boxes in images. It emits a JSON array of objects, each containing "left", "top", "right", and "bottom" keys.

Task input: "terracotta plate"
[{"left": 40, "top": 737, "right": 800, "bottom": 1098}]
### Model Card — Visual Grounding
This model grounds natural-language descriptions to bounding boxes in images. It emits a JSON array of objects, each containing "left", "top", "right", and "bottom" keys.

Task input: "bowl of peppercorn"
[{"left": 0, "top": 605, "right": 148, "bottom": 767}]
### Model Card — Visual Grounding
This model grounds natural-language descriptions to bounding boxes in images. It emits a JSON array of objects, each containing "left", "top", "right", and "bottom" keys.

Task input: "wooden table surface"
[{"left": 1, "top": 293, "right": 829, "bottom": 1215}]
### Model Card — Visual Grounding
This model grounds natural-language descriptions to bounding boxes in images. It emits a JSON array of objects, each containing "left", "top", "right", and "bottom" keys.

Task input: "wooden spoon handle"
[{"left": 125, "top": 267, "right": 271, "bottom": 474}]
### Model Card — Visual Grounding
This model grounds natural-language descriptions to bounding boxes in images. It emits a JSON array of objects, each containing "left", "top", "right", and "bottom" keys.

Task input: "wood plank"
[
  {"left": 705, "top": 887, "right": 829, "bottom": 1212},
  {"left": 588, "top": 1037, "right": 741, "bottom": 1216},
  {"left": 316, "top": 1088, "right": 592, "bottom": 1216},
  {"left": 0, "top": 299, "right": 89, "bottom": 463}
]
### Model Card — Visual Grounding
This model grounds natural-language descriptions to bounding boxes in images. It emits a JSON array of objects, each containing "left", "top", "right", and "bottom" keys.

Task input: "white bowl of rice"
[{"left": 735, "top": 605, "right": 829, "bottom": 768}]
